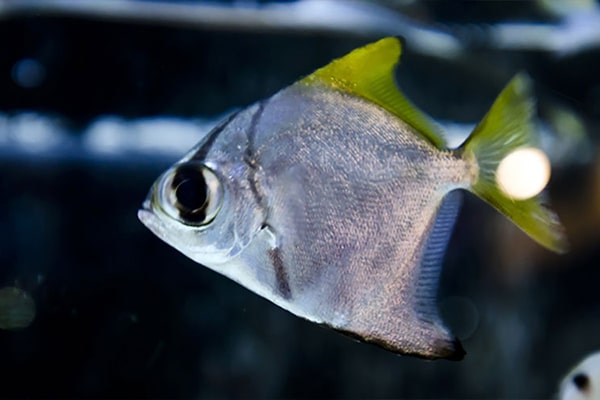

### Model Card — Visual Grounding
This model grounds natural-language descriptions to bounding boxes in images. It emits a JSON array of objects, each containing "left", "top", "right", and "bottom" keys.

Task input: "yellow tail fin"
[{"left": 460, "top": 74, "right": 568, "bottom": 253}]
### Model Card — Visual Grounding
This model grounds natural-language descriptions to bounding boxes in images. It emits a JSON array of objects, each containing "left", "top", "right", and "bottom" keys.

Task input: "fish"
[
  {"left": 138, "top": 37, "right": 567, "bottom": 360},
  {"left": 559, "top": 351, "right": 600, "bottom": 400}
]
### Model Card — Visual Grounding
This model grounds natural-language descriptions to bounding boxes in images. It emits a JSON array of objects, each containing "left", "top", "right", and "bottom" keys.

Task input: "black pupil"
[
  {"left": 172, "top": 165, "right": 208, "bottom": 222},
  {"left": 573, "top": 373, "right": 590, "bottom": 392}
]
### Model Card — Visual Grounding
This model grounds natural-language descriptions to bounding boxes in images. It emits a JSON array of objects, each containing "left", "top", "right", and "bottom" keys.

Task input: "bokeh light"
[
  {"left": 11, "top": 58, "right": 46, "bottom": 89},
  {"left": 496, "top": 147, "right": 551, "bottom": 200}
]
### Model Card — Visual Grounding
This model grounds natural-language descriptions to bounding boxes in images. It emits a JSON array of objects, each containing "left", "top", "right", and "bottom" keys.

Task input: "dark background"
[{"left": 1, "top": 0, "right": 599, "bottom": 398}]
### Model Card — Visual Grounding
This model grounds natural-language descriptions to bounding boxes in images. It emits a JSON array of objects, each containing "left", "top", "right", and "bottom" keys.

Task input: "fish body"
[{"left": 139, "top": 38, "right": 566, "bottom": 360}]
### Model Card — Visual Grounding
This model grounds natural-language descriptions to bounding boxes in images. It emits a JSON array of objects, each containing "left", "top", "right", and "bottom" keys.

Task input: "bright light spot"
[
  {"left": 83, "top": 117, "right": 209, "bottom": 156},
  {"left": 496, "top": 147, "right": 551, "bottom": 200},
  {"left": 9, "top": 113, "right": 66, "bottom": 152},
  {"left": 11, "top": 58, "right": 46, "bottom": 89},
  {"left": 84, "top": 117, "right": 124, "bottom": 155}
]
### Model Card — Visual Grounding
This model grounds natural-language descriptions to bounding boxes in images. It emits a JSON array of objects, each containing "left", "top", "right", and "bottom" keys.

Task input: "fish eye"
[
  {"left": 157, "top": 163, "right": 223, "bottom": 226},
  {"left": 573, "top": 373, "right": 590, "bottom": 392}
]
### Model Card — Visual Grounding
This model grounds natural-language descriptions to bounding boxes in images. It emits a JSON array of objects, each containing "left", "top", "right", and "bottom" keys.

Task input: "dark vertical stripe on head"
[
  {"left": 192, "top": 110, "right": 240, "bottom": 161},
  {"left": 268, "top": 247, "right": 291, "bottom": 300},
  {"left": 245, "top": 100, "right": 266, "bottom": 164},
  {"left": 244, "top": 100, "right": 267, "bottom": 210}
]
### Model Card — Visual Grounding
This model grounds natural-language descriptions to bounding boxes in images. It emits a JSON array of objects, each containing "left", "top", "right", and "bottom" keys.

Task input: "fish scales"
[
  {"left": 251, "top": 85, "right": 471, "bottom": 310},
  {"left": 139, "top": 37, "right": 567, "bottom": 360}
]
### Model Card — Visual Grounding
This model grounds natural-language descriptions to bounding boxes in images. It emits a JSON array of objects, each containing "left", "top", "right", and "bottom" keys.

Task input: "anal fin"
[{"left": 413, "top": 190, "right": 465, "bottom": 360}]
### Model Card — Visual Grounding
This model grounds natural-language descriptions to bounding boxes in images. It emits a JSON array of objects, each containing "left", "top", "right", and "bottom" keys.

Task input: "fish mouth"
[
  {"left": 137, "top": 200, "right": 167, "bottom": 240},
  {"left": 137, "top": 205, "right": 153, "bottom": 226},
  {"left": 137, "top": 198, "right": 153, "bottom": 225}
]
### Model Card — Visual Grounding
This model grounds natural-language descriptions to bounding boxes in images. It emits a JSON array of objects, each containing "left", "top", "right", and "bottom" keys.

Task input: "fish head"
[
  {"left": 138, "top": 110, "right": 266, "bottom": 269},
  {"left": 559, "top": 351, "right": 600, "bottom": 400}
]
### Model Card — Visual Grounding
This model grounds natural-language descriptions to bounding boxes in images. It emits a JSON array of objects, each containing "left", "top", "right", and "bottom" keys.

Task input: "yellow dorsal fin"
[{"left": 301, "top": 37, "right": 446, "bottom": 148}]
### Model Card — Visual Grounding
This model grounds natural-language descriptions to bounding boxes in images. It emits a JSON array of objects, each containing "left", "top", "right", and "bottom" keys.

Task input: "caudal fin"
[{"left": 459, "top": 73, "right": 568, "bottom": 253}]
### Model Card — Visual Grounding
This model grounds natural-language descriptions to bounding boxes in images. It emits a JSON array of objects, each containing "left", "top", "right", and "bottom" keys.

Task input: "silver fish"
[{"left": 139, "top": 37, "right": 567, "bottom": 360}]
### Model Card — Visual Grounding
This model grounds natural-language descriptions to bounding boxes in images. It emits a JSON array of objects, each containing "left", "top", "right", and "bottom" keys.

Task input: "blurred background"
[{"left": 1, "top": 0, "right": 599, "bottom": 398}]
